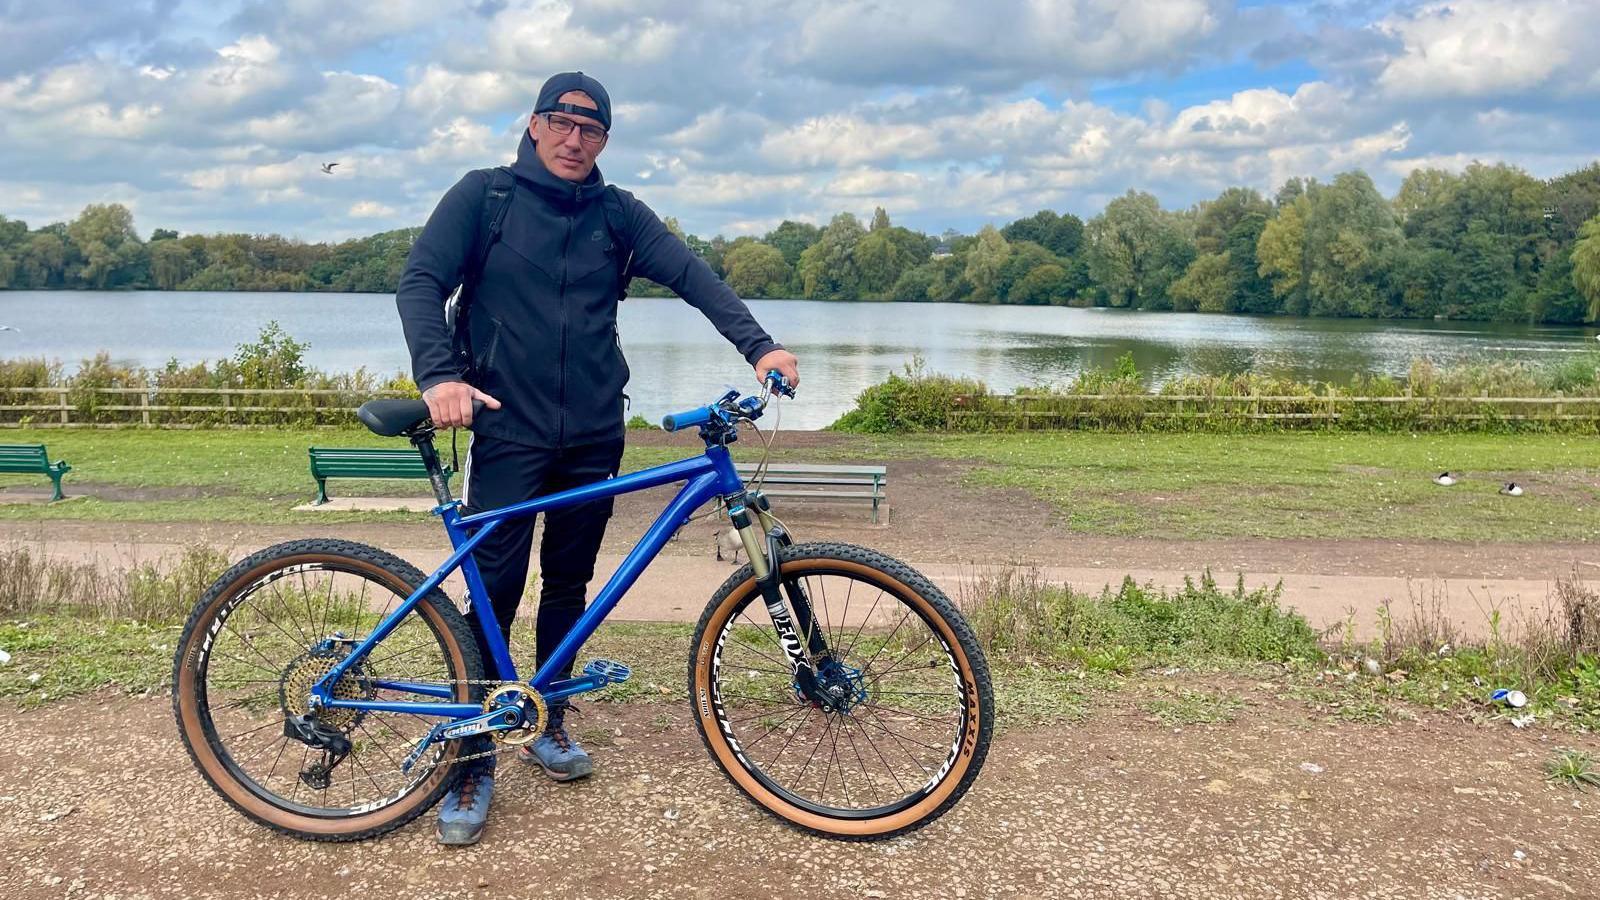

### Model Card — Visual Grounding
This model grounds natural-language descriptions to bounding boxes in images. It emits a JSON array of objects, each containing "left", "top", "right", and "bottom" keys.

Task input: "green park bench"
[
  {"left": 307, "top": 447, "right": 453, "bottom": 505},
  {"left": 734, "top": 462, "right": 889, "bottom": 523},
  {"left": 0, "top": 443, "right": 71, "bottom": 502}
]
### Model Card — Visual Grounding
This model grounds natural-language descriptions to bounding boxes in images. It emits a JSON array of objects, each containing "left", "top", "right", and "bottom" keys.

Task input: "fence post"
[
  {"left": 141, "top": 391, "right": 151, "bottom": 427},
  {"left": 1556, "top": 389, "right": 1564, "bottom": 418},
  {"left": 1251, "top": 387, "right": 1260, "bottom": 420},
  {"left": 58, "top": 389, "right": 68, "bottom": 425},
  {"left": 1326, "top": 384, "right": 1337, "bottom": 424}
]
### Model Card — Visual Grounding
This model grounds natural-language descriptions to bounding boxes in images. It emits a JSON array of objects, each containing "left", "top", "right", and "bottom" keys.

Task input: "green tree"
[
  {"left": 1223, "top": 212, "right": 1274, "bottom": 313},
  {"left": 1086, "top": 191, "right": 1193, "bottom": 309},
  {"left": 995, "top": 240, "right": 1057, "bottom": 302},
  {"left": 1572, "top": 214, "right": 1600, "bottom": 321},
  {"left": 17, "top": 232, "right": 67, "bottom": 288},
  {"left": 764, "top": 220, "right": 822, "bottom": 269},
  {"left": 149, "top": 239, "right": 199, "bottom": 290},
  {"left": 1168, "top": 252, "right": 1233, "bottom": 312},
  {"left": 1193, "top": 187, "right": 1271, "bottom": 256},
  {"left": 1257, "top": 194, "right": 1310, "bottom": 314},
  {"left": 1008, "top": 263, "right": 1072, "bottom": 305},
  {"left": 1546, "top": 163, "right": 1600, "bottom": 243},
  {"left": 1001, "top": 210, "right": 1084, "bottom": 258},
  {"left": 855, "top": 228, "right": 919, "bottom": 297},
  {"left": 66, "top": 203, "right": 147, "bottom": 288},
  {"left": 1301, "top": 171, "right": 1401, "bottom": 317},
  {"left": 797, "top": 213, "right": 866, "bottom": 299},
  {"left": 870, "top": 206, "right": 891, "bottom": 232},
  {"left": 963, "top": 225, "right": 1011, "bottom": 303},
  {"left": 723, "top": 240, "right": 790, "bottom": 297}
]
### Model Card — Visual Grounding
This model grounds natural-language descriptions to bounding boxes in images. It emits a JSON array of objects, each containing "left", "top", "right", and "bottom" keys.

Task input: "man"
[{"left": 395, "top": 71, "right": 799, "bottom": 846}]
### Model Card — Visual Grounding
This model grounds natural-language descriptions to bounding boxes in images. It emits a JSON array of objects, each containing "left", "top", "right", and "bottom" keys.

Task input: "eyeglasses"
[{"left": 542, "top": 113, "right": 607, "bottom": 147}]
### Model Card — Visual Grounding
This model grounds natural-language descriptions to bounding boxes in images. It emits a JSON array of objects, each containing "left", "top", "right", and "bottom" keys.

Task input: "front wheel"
[{"left": 689, "top": 542, "right": 993, "bottom": 840}]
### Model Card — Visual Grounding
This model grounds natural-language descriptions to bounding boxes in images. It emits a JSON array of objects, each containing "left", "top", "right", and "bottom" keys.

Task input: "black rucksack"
[{"left": 444, "top": 166, "right": 634, "bottom": 383}]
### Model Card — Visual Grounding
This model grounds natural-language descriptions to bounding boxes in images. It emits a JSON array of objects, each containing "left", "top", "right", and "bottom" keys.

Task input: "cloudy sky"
[{"left": 2, "top": 0, "right": 1597, "bottom": 242}]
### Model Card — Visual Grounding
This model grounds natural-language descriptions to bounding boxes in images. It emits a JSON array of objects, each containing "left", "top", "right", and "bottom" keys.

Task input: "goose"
[
  {"left": 1433, "top": 471, "right": 1456, "bottom": 486},
  {"left": 320, "top": 162, "right": 339, "bottom": 174},
  {"left": 1499, "top": 482, "right": 1524, "bottom": 497}
]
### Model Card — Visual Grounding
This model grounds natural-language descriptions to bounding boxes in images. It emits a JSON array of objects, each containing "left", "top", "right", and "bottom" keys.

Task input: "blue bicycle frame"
[{"left": 308, "top": 440, "right": 748, "bottom": 722}]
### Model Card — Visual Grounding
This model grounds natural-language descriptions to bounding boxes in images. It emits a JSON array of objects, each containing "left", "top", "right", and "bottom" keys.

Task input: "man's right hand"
[{"left": 422, "top": 381, "right": 502, "bottom": 428}]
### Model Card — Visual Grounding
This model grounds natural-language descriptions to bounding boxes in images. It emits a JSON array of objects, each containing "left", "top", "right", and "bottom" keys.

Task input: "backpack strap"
[
  {"left": 474, "top": 166, "right": 516, "bottom": 282},
  {"left": 447, "top": 166, "right": 516, "bottom": 381},
  {"left": 601, "top": 185, "right": 634, "bottom": 302}
]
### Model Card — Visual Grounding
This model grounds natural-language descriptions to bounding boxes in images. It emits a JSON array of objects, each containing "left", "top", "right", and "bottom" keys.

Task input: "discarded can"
[{"left": 1490, "top": 688, "right": 1528, "bottom": 708}]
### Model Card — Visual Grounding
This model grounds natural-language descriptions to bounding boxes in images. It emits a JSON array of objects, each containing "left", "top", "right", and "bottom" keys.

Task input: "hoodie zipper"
[{"left": 557, "top": 199, "right": 575, "bottom": 446}]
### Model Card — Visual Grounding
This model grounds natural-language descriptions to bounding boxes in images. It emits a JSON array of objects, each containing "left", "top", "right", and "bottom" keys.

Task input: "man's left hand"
[{"left": 754, "top": 348, "right": 800, "bottom": 391}]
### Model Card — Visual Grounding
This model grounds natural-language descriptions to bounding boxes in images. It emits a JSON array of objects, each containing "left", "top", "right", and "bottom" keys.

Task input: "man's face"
[{"left": 530, "top": 90, "right": 607, "bottom": 182}]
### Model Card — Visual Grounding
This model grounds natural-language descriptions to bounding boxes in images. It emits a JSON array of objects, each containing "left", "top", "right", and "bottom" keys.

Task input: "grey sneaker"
[
  {"left": 435, "top": 768, "right": 494, "bottom": 845},
  {"left": 517, "top": 706, "right": 593, "bottom": 781}
]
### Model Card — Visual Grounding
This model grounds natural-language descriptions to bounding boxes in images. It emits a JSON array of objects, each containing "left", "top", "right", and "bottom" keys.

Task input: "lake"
[{"left": 12, "top": 290, "right": 1598, "bottom": 430}]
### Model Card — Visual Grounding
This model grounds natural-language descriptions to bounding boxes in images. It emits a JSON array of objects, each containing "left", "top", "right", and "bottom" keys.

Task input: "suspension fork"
[{"left": 732, "top": 495, "right": 830, "bottom": 697}]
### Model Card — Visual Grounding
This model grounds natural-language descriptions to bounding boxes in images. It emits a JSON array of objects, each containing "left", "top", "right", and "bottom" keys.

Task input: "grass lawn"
[
  {"left": 863, "top": 431, "right": 1600, "bottom": 541},
  {"left": 0, "top": 427, "right": 1596, "bottom": 541}
]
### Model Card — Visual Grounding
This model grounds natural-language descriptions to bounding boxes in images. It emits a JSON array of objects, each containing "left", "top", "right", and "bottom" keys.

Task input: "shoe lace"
[
  {"left": 454, "top": 773, "right": 481, "bottom": 811},
  {"left": 546, "top": 724, "right": 573, "bottom": 752}
]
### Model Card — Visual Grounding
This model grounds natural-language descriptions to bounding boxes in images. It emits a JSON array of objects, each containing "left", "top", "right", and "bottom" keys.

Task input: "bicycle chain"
[{"left": 305, "top": 675, "right": 558, "bottom": 780}]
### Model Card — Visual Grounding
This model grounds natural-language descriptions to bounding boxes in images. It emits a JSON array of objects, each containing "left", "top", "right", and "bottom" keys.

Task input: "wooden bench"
[
  {"left": 308, "top": 447, "right": 453, "bottom": 505},
  {"left": 0, "top": 443, "right": 71, "bottom": 502},
  {"left": 734, "top": 462, "right": 888, "bottom": 522}
]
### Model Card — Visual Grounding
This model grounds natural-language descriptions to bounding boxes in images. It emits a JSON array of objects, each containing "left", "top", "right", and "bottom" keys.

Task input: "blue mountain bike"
[{"left": 172, "top": 374, "right": 992, "bottom": 841}]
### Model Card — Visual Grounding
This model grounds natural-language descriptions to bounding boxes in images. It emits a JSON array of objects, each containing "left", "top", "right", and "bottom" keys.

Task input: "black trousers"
[{"left": 461, "top": 433, "right": 625, "bottom": 683}]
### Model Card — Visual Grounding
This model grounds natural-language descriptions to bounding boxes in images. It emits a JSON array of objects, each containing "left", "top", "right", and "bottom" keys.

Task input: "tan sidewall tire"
[
  {"left": 690, "top": 547, "right": 989, "bottom": 839},
  {"left": 173, "top": 541, "right": 478, "bottom": 840}
]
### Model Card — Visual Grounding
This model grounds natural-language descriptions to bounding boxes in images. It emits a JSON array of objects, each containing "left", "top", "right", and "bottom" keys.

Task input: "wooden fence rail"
[
  {"left": 0, "top": 387, "right": 415, "bottom": 428},
  {"left": 946, "top": 389, "right": 1600, "bottom": 430}
]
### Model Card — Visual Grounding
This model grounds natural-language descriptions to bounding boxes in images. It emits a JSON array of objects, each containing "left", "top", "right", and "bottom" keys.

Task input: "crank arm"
[{"left": 400, "top": 705, "right": 523, "bottom": 774}]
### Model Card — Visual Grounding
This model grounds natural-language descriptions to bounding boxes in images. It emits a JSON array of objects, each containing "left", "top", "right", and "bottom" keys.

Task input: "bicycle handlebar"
[{"left": 660, "top": 371, "right": 794, "bottom": 433}]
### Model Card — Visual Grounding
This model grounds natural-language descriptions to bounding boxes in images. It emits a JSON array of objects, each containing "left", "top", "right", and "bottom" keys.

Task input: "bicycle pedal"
[{"left": 582, "top": 658, "right": 632, "bottom": 684}]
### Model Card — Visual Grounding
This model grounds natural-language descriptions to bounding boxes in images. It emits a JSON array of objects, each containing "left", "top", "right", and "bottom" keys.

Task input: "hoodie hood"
[{"left": 512, "top": 129, "right": 606, "bottom": 209}]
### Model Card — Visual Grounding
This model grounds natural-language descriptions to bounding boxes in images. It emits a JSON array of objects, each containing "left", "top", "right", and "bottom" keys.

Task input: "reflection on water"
[{"left": 8, "top": 292, "right": 1597, "bottom": 430}]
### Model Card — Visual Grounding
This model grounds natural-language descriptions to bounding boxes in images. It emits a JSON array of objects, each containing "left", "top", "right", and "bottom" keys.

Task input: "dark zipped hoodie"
[{"left": 396, "top": 130, "right": 783, "bottom": 448}]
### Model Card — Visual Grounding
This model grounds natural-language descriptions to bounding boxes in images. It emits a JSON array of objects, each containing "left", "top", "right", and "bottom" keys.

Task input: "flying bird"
[
  {"left": 0, "top": 325, "right": 18, "bottom": 333},
  {"left": 1500, "top": 482, "right": 1524, "bottom": 497},
  {"left": 320, "top": 162, "right": 339, "bottom": 174},
  {"left": 1433, "top": 471, "right": 1456, "bottom": 486}
]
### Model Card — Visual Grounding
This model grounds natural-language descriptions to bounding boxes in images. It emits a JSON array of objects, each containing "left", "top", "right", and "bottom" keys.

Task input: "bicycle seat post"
[{"left": 408, "top": 428, "right": 454, "bottom": 507}]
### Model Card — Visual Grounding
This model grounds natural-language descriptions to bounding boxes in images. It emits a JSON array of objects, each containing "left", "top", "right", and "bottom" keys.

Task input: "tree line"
[{"left": 5, "top": 160, "right": 1600, "bottom": 322}]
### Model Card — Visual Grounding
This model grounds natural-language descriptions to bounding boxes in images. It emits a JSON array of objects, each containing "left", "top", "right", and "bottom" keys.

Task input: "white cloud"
[
  {"left": 348, "top": 200, "right": 396, "bottom": 218},
  {"left": 0, "top": 0, "right": 1596, "bottom": 243},
  {"left": 1374, "top": 0, "right": 1600, "bottom": 99}
]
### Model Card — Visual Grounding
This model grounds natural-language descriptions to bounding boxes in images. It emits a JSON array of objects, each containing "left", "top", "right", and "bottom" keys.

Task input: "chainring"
[{"left": 484, "top": 683, "right": 547, "bottom": 746}]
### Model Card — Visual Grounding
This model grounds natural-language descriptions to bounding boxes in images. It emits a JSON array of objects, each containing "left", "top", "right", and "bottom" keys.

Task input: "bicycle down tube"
[{"left": 311, "top": 443, "right": 749, "bottom": 716}]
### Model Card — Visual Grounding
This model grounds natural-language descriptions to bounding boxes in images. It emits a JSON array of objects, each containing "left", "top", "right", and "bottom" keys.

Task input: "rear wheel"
[
  {"left": 689, "top": 542, "right": 993, "bottom": 840},
  {"left": 171, "top": 539, "right": 483, "bottom": 841}
]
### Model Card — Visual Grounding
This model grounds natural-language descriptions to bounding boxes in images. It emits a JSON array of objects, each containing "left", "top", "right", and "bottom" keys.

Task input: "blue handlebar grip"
[{"left": 661, "top": 405, "right": 713, "bottom": 432}]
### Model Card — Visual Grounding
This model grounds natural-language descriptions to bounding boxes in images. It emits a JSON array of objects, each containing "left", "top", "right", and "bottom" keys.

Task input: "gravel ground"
[{"left": 3, "top": 676, "right": 1598, "bottom": 899}]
